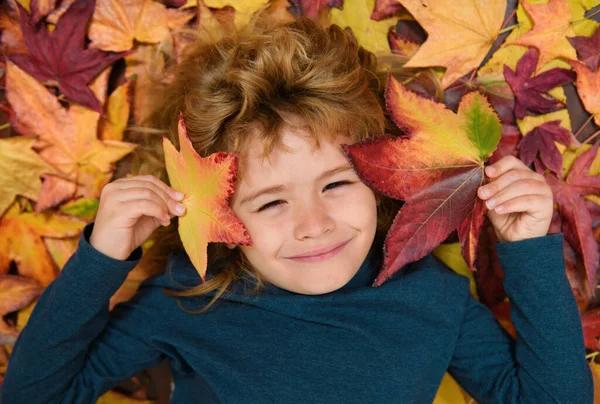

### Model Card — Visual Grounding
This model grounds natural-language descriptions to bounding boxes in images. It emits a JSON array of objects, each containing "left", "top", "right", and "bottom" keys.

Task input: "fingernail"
[
  {"left": 486, "top": 198, "right": 496, "bottom": 208},
  {"left": 480, "top": 187, "right": 490, "bottom": 198},
  {"left": 175, "top": 203, "right": 185, "bottom": 214},
  {"left": 486, "top": 166, "right": 495, "bottom": 175},
  {"left": 174, "top": 191, "right": 184, "bottom": 200}
]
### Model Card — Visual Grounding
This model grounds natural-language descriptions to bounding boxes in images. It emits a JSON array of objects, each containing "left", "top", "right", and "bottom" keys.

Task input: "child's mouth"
[{"left": 285, "top": 239, "right": 352, "bottom": 263}]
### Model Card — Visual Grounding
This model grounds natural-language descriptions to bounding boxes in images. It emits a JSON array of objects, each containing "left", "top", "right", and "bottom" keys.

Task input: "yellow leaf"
[
  {"left": 433, "top": 243, "right": 480, "bottom": 301},
  {"left": 398, "top": 0, "right": 506, "bottom": 89},
  {"left": 0, "top": 137, "right": 55, "bottom": 217},
  {"left": 330, "top": 0, "right": 398, "bottom": 55},
  {"left": 100, "top": 80, "right": 132, "bottom": 141},
  {"left": 163, "top": 115, "right": 251, "bottom": 280},
  {"left": 96, "top": 390, "right": 152, "bottom": 404},
  {"left": 433, "top": 372, "right": 475, "bottom": 403},
  {"left": 517, "top": 108, "right": 572, "bottom": 137}
]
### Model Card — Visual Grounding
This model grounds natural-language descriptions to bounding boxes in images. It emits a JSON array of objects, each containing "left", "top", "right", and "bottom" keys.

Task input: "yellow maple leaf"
[
  {"left": 397, "top": 0, "right": 506, "bottom": 89},
  {"left": 0, "top": 137, "right": 55, "bottom": 217},
  {"left": 330, "top": 0, "right": 398, "bottom": 55},
  {"left": 89, "top": 0, "right": 170, "bottom": 52},
  {"left": 163, "top": 115, "right": 251, "bottom": 281}
]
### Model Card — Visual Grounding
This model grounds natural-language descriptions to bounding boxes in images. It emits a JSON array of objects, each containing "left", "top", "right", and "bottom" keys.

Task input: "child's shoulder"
[{"left": 382, "top": 253, "right": 472, "bottom": 306}]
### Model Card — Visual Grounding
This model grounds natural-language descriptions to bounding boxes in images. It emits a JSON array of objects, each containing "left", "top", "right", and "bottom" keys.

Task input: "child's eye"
[
  {"left": 256, "top": 181, "right": 352, "bottom": 212},
  {"left": 257, "top": 200, "right": 284, "bottom": 212},
  {"left": 323, "top": 180, "right": 352, "bottom": 191}
]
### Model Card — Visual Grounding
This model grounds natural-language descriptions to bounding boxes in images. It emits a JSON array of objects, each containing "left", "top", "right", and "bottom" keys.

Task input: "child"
[{"left": 1, "top": 17, "right": 593, "bottom": 403}]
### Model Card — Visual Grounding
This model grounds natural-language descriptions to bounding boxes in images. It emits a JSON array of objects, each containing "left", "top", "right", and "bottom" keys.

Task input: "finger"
[
  {"left": 118, "top": 175, "right": 184, "bottom": 201},
  {"left": 478, "top": 169, "right": 543, "bottom": 200},
  {"left": 121, "top": 198, "right": 171, "bottom": 225},
  {"left": 490, "top": 194, "right": 552, "bottom": 219},
  {"left": 485, "top": 155, "right": 531, "bottom": 179},
  {"left": 136, "top": 175, "right": 184, "bottom": 201},
  {"left": 116, "top": 181, "right": 185, "bottom": 217},
  {"left": 115, "top": 187, "right": 182, "bottom": 218},
  {"left": 483, "top": 179, "right": 550, "bottom": 211}
]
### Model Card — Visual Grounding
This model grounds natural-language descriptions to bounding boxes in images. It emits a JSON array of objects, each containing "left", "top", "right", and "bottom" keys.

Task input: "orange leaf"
[
  {"left": 162, "top": 115, "right": 251, "bottom": 281},
  {"left": 508, "top": 0, "right": 578, "bottom": 72},
  {"left": 400, "top": 0, "right": 506, "bottom": 89},
  {"left": 0, "top": 202, "right": 85, "bottom": 286},
  {"left": 0, "top": 274, "right": 42, "bottom": 344},
  {"left": 89, "top": 0, "right": 170, "bottom": 52},
  {"left": 570, "top": 59, "right": 600, "bottom": 126},
  {"left": 5, "top": 61, "right": 137, "bottom": 211}
]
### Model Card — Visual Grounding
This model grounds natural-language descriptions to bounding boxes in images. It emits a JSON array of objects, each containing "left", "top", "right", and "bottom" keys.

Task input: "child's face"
[{"left": 229, "top": 126, "right": 378, "bottom": 295}]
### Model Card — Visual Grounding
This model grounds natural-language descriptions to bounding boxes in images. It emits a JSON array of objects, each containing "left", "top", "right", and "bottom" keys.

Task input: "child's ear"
[{"left": 226, "top": 243, "right": 236, "bottom": 249}]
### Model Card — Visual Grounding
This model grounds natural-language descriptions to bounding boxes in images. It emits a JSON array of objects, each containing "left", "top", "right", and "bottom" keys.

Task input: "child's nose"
[{"left": 293, "top": 201, "right": 336, "bottom": 240}]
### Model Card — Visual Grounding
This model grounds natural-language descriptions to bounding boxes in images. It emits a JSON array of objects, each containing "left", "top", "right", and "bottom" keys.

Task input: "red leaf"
[
  {"left": 519, "top": 120, "right": 578, "bottom": 176},
  {"left": 344, "top": 75, "right": 501, "bottom": 286},
  {"left": 458, "top": 196, "right": 488, "bottom": 270},
  {"left": 545, "top": 144, "right": 600, "bottom": 295},
  {"left": 581, "top": 308, "right": 600, "bottom": 351},
  {"left": 503, "top": 47, "right": 576, "bottom": 120},
  {"left": 371, "top": 0, "right": 405, "bottom": 21},
  {"left": 8, "top": 0, "right": 129, "bottom": 112},
  {"left": 290, "top": 0, "right": 343, "bottom": 19},
  {"left": 488, "top": 124, "right": 521, "bottom": 165},
  {"left": 566, "top": 143, "right": 600, "bottom": 195},
  {"left": 568, "top": 27, "right": 600, "bottom": 72}
]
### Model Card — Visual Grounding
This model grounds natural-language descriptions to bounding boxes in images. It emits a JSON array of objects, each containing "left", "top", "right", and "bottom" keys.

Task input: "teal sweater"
[{"left": 1, "top": 222, "right": 593, "bottom": 403}]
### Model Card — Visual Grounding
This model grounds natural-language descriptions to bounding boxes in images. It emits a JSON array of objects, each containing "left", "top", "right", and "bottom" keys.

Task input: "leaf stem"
[
  {"left": 574, "top": 114, "right": 595, "bottom": 139},
  {"left": 0, "top": 122, "right": 11, "bottom": 131},
  {"left": 500, "top": 10, "right": 517, "bottom": 31},
  {"left": 401, "top": 71, "right": 423, "bottom": 86},
  {"left": 583, "top": 129, "right": 600, "bottom": 144},
  {"left": 498, "top": 24, "right": 518, "bottom": 35},
  {"left": 587, "top": 8, "right": 600, "bottom": 20}
]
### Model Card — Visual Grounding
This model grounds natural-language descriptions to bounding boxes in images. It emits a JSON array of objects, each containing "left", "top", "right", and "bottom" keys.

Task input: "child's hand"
[
  {"left": 477, "top": 156, "right": 553, "bottom": 243},
  {"left": 89, "top": 175, "right": 186, "bottom": 260}
]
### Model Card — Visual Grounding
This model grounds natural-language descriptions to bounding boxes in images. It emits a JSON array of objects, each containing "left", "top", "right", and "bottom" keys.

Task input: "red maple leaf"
[
  {"left": 503, "top": 47, "right": 575, "bottom": 120},
  {"left": 519, "top": 120, "right": 578, "bottom": 176},
  {"left": 545, "top": 143, "right": 600, "bottom": 295},
  {"left": 343, "top": 75, "right": 502, "bottom": 286},
  {"left": 568, "top": 27, "right": 600, "bottom": 72},
  {"left": 8, "top": 0, "right": 129, "bottom": 112}
]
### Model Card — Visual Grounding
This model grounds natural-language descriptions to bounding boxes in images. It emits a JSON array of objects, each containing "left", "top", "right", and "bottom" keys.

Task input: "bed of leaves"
[{"left": 1, "top": 0, "right": 600, "bottom": 402}]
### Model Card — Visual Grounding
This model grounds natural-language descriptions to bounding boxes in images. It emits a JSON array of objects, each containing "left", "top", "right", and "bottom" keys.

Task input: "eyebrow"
[{"left": 239, "top": 164, "right": 354, "bottom": 206}]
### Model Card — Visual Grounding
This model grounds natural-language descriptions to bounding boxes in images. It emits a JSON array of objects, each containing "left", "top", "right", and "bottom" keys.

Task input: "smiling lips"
[{"left": 286, "top": 239, "right": 352, "bottom": 263}]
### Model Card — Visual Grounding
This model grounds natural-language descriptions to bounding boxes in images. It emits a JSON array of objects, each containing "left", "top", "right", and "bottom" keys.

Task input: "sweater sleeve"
[
  {"left": 447, "top": 233, "right": 594, "bottom": 404},
  {"left": 1, "top": 222, "right": 166, "bottom": 404}
]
